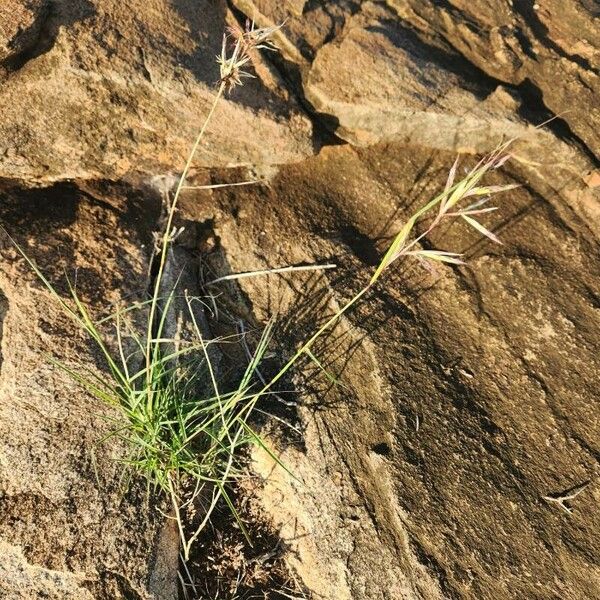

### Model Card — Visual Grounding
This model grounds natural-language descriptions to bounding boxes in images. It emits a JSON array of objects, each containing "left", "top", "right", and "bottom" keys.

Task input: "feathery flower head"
[{"left": 217, "top": 19, "right": 282, "bottom": 93}]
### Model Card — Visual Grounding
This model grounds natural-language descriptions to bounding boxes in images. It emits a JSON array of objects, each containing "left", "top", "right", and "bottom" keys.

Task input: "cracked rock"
[{"left": 0, "top": 0, "right": 314, "bottom": 183}]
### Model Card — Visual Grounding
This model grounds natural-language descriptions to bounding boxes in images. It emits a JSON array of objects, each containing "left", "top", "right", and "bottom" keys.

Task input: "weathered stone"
[
  {"left": 183, "top": 141, "right": 600, "bottom": 599},
  {"left": 0, "top": 541, "right": 94, "bottom": 600},
  {"left": 230, "top": 0, "right": 599, "bottom": 239},
  {"left": 0, "top": 184, "right": 167, "bottom": 599},
  {"left": 1, "top": 0, "right": 599, "bottom": 597},
  {"left": 394, "top": 0, "right": 600, "bottom": 157},
  {"left": 0, "top": 0, "right": 48, "bottom": 63},
  {"left": 233, "top": 0, "right": 600, "bottom": 159},
  {"left": 0, "top": 0, "right": 313, "bottom": 183}
]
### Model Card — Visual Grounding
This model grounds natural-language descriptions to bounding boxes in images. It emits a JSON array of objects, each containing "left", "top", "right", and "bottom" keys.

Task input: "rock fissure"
[
  {"left": 0, "top": 290, "right": 7, "bottom": 378},
  {"left": 511, "top": 0, "right": 598, "bottom": 74}
]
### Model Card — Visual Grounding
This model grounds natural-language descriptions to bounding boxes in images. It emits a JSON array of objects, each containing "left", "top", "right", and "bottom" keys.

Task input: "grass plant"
[{"left": 7, "top": 19, "right": 519, "bottom": 562}]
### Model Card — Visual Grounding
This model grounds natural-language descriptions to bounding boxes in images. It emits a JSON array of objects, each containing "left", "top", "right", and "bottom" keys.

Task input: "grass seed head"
[{"left": 217, "top": 20, "right": 282, "bottom": 93}]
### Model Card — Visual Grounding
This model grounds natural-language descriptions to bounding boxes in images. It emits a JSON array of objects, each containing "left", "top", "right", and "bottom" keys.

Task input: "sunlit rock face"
[{"left": 0, "top": 0, "right": 598, "bottom": 598}]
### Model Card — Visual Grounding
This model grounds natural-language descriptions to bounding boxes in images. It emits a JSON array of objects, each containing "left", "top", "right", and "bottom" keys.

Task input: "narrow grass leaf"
[
  {"left": 239, "top": 420, "right": 296, "bottom": 480},
  {"left": 411, "top": 250, "right": 465, "bottom": 265},
  {"left": 462, "top": 215, "right": 503, "bottom": 244},
  {"left": 463, "top": 183, "right": 520, "bottom": 198},
  {"left": 305, "top": 347, "right": 346, "bottom": 389}
]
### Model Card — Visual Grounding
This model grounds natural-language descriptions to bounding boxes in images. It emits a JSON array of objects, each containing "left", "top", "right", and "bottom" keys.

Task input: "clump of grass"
[
  {"left": 10, "top": 20, "right": 286, "bottom": 561},
  {"left": 7, "top": 18, "right": 519, "bottom": 563}
]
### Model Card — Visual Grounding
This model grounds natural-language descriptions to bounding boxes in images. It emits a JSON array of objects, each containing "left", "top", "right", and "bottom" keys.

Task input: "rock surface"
[
  {"left": 0, "top": 0, "right": 599, "bottom": 598},
  {"left": 232, "top": 0, "right": 599, "bottom": 235},
  {"left": 0, "top": 185, "right": 171, "bottom": 599},
  {"left": 185, "top": 140, "right": 600, "bottom": 600},
  {"left": 0, "top": 0, "right": 48, "bottom": 64},
  {"left": 396, "top": 0, "right": 600, "bottom": 156},
  {"left": 220, "top": 1, "right": 598, "bottom": 598},
  {"left": 0, "top": 0, "right": 313, "bottom": 183},
  {"left": 0, "top": 540, "right": 94, "bottom": 600},
  {"left": 233, "top": 0, "right": 600, "bottom": 157}
]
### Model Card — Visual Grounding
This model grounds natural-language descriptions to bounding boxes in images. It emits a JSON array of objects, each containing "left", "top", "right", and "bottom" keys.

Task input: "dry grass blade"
[
  {"left": 461, "top": 215, "right": 503, "bottom": 244},
  {"left": 205, "top": 263, "right": 337, "bottom": 286},
  {"left": 182, "top": 180, "right": 260, "bottom": 190}
]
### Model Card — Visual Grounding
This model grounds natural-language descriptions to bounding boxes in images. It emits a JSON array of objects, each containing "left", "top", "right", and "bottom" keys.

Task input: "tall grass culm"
[{"left": 8, "top": 20, "right": 519, "bottom": 561}]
